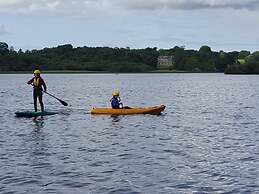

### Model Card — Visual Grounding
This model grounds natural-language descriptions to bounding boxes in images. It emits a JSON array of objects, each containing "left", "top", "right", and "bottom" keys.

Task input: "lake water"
[{"left": 0, "top": 73, "right": 259, "bottom": 194}]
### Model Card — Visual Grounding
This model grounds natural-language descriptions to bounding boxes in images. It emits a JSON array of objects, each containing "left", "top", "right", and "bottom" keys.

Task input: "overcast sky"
[{"left": 1, "top": 0, "right": 259, "bottom": 51}]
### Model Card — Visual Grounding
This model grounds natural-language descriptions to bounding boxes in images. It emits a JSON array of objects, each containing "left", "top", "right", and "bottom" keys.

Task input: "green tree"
[{"left": 0, "top": 42, "right": 9, "bottom": 54}]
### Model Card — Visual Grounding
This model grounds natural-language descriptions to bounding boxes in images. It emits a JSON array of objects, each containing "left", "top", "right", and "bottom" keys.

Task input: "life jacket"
[
  {"left": 33, "top": 78, "right": 40, "bottom": 86},
  {"left": 111, "top": 97, "right": 120, "bottom": 109}
]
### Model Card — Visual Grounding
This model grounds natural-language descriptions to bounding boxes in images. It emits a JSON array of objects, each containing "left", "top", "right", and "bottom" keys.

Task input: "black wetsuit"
[{"left": 27, "top": 77, "right": 47, "bottom": 112}]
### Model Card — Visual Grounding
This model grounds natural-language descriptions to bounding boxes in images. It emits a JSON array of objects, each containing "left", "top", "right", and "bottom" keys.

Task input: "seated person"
[{"left": 110, "top": 91, "right": 123, "bottom": 109}]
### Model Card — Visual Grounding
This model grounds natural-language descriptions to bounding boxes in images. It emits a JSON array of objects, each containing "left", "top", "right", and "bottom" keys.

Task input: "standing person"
[{"left": 27, "top": 70, "right": 47, "bottom": 112}]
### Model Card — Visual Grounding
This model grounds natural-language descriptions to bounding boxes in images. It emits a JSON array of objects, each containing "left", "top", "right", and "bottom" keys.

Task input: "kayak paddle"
[{"left": 43, "top": 91, "right": 68, "bottom": 106}]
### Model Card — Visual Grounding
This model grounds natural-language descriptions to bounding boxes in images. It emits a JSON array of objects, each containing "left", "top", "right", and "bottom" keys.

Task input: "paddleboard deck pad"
[{"left": 15, "top": 111, "right": 58, "bottom": 118}]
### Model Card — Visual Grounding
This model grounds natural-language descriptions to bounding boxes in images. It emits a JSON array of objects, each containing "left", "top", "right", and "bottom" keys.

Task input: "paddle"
[
  {"left": 43, "top": 91, "right": 68, "bottom": 106},
  {"left": 30, "top": 84, "right": 68, "bottom": 106}
]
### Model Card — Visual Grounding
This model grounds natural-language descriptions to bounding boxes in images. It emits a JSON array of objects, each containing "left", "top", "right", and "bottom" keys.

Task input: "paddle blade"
[{"left": 59, "top": 99, "right": 68, "bottom": 106}]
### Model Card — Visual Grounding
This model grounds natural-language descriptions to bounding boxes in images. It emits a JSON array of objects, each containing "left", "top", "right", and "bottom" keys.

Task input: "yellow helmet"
[
  {"left": 112, "top": 90, "right": 120, "bottom": 96},
  {"left": 33, "top": 69, "right": 41, "bottom": 74}
]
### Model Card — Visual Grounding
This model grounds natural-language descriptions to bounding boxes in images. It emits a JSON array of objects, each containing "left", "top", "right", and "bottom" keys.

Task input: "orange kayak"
[{"left": 91, "top": 105, "right": 165, "bottom": 115}]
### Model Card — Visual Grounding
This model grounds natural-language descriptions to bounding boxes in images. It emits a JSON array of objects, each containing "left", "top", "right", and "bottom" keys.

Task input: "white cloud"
[
  {"left": 0, "top": 0, "right": 259, "bottom": 15},
  {"left": 118, "top": 0, "right": 259, "bottom": 10},
  {"left": 0, "top": 24, "right": 10, "bottom": 35},
  {"left": 0, "top": 0, "right": 114, "bottom": 16}
]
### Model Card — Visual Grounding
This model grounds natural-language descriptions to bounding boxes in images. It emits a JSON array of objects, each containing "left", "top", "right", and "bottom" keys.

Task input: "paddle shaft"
[
  {"left": 44, "top": 91, "right": 60, "bottom": 101},
  {"left": 30, "top": 84, "right": 68, "bottom": 106},
  {"left": 43, "top": 91, "right": 68, "bottom": 106}
]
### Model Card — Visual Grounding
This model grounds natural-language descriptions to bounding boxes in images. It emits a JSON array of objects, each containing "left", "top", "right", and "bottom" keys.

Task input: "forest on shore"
[{"left": 0, "top": 42, "right": 258, "bottom": 74}]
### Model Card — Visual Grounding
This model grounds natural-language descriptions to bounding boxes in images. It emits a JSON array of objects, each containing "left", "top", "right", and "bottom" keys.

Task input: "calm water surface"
[{"left": 0, "top": 73, "right": 259, "bottom": 194}]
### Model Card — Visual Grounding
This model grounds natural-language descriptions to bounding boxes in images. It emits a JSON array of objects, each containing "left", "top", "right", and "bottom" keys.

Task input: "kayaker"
[
  {"left": 110, "top": 91, "right": 123, "bottom": 109},
  {"left": 27, "top": 69, "right": 47, "bottom": 112}
]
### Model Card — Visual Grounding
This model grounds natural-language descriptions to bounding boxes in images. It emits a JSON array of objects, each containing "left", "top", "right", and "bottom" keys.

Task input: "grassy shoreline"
[
  {"left": 0, "top": 70, "right": 107, "bottom": 74},
  {"left": 0, "top": 70, "right": 223, "bottom": 74}
]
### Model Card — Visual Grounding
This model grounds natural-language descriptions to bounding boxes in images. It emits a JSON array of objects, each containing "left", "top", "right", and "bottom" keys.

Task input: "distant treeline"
[{"left": 0, "top": 42, "right": 258, "bottom": 73}]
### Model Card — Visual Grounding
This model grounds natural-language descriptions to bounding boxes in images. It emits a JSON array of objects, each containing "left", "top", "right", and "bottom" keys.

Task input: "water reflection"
[
  {"left": 29, "top": 117, "right": 52, "bottom": 185},
  {"left": 111, "top": 115, "right": 122, "bottom": 123},
  {"left": 32, "top": 116, "right": 45, "bottom": 132}
]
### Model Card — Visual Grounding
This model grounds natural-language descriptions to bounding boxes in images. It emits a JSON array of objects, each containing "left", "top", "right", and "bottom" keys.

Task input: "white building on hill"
[{"left": 157, "top": 56, "right": 173, "bottom": 68}]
